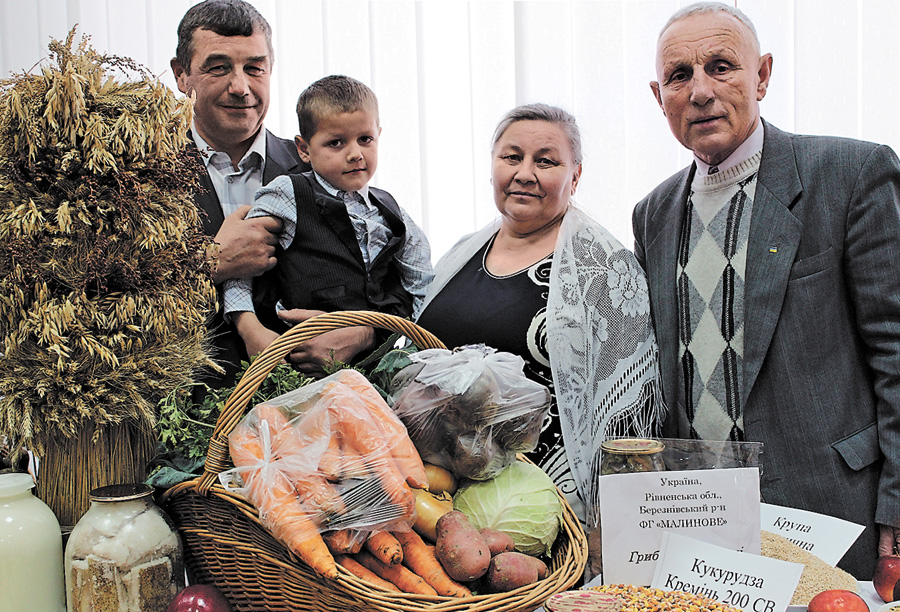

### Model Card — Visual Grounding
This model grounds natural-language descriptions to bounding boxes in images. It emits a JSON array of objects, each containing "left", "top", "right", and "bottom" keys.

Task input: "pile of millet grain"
[{"left": 760, "top": 530, "right": 858, "bottom": 605}]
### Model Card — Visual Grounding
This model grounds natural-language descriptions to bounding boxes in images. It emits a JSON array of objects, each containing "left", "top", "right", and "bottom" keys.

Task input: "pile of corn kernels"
[{"left": 590, "top": 585, "right": 742, "bottom": 612}]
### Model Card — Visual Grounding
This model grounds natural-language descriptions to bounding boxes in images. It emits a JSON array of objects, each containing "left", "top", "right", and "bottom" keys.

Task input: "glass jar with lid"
[
  {"left": 0, "top": 472, "right": 66, "bottom": 612},
  {"left": 64, "top": 483, "right": 183, "bottom": 612},
  {"left": 590, "top": 438, "right": 666, "bottom": 579},
  {"left": 600, "top": 438, "right": 665, "bottom": 475}
]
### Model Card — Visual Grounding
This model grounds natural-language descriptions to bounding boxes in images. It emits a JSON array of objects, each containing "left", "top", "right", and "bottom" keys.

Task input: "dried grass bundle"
[{"left": 0, "top": 30, "right": 216, "bottom": 456}]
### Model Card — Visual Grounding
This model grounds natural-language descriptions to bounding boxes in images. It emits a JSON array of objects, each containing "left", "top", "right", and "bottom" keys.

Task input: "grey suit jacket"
[
  {"left": 633, "top": 121, "right": 900, "bottom": 579},
  {"left": 193, "top": 130, "right": 309, "bottom": 389}
]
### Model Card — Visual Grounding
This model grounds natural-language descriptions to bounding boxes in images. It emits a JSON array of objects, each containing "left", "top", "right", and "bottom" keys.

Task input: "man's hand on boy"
[
  {"left": 277, "top": 308, "right": 376, "bottom": 378},
  {"left": 212, "top": 205, "right": 282, "bottom": 284}
]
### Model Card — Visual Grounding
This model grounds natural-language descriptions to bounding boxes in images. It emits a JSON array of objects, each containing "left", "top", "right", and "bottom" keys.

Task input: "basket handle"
[{"left": 195, "top": 311, "right": 446, "bottom": 494}]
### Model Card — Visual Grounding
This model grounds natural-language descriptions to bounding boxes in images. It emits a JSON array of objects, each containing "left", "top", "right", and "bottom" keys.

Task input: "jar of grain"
[
  {"left": 0, "top": 472, "right": 66, "bottom": 612},
  {"left": 64, "top": 483, "right": 183, "bottom": 612},
  {"left": 600, "top": 438, "right": 665, "bottom": 475}
]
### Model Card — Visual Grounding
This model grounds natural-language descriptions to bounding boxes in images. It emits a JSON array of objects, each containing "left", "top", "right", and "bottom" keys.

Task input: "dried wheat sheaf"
[{"left": 0, "top": 30, "right": 218, "bottom": 450}]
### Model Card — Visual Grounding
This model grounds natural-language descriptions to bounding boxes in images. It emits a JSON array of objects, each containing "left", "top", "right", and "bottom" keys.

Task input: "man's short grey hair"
[
  {"left": 491, "top": 103, "right": 583, "bottom": 166},
  {"left": 659, "top": 1, "right": 759, "bottom": 49},
  {"left": 175, "top": 0, "right": 274, "bottom": 73}
]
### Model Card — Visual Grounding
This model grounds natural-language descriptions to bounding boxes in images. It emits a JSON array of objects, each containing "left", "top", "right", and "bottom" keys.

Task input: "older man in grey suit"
[{"left": 633, "top": 1, "right": 900, "bottom": 579}]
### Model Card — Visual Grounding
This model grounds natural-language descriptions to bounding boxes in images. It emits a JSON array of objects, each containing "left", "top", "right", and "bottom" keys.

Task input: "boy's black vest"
[{"left": 254, "top": 172, "right": 413, "bottom": 332}]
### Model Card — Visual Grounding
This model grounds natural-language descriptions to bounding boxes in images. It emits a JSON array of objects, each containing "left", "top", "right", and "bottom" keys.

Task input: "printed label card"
[
  {"left": 651, "top": 531, "right": 802, "bottom": 612},
  {"left": 600, "top": 467, "right": 761, "bottom": 586},
  {"left": 760, "top": 503, "right": 864, "bottom": 566}
]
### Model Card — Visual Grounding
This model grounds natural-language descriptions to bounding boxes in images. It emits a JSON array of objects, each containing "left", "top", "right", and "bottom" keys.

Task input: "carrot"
[
  {"left": 394, "top": 529, "right": 472, "bottom": 597},
  {"left": 230, "top": 420, "right": 338, "bottom": 579},
  {"left": 254, "top": 403, "right": 290, "bottom": 434},
  {"left": 275, "top": 520, "right": 337, "bottom": 580},
  {"left": 336, "top": 370, "right": 428, "bottom": 489},
  {"left": 326, "top": 395, "right": 388, "bottom": 458},
  {"left": 365, "top": 530, "right": 403, "bottom": 566},
  {"left": 227, "top": 374, "right": 430, "bottom": 582},
  {"left": 270, "top": 400, "right": 347, "bottom": 518},
  {"left": 329, "top": 402, "right": 416, "bottom": 514},
  {"left": 284, "top": 396, "right": 331, "bottom": 455},
  {"left": 324, "top": 529, "right": 364, "bottom": 555},
  {"left": 243, "top": 467, "right": 338, "bottom": 578},
  {"left": 229, "top": 422, "right": 266, "bottom": 465},
  {"left": 336, "top": 555, "right": 400, "bottom": 592},
  {"left": 294, "top": 472, "right": 344, "bottom": 517},
  {"left": 253, "top": 403, "right": 294, "bottom": 458},
  {"left": 337, "top": 447, "right": 367, "bottom": 480},
  {"left": 251, "top": 470, "right": 337, "bottom": 578},
  {"left": 366, "top": 461, "right": 415, "bottom": 517},
  {"left": 318, "top": 432, "right": 343, "bottom": 481},
  {"left": 355, "top": 550, "right": 438, "bottom": 596},
  {"left": 319, "top": 374, "right": 422, "bottom": 516}
]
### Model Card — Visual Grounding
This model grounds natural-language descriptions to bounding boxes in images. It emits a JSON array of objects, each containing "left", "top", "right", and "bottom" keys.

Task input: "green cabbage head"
[{"left": 453, "top": 461, "right": 563, "bottom": 556}]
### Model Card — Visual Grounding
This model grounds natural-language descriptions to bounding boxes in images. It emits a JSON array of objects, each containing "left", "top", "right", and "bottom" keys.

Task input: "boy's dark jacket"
[{"left": 253, "top": 170, "right": 413, "bottom": 334}]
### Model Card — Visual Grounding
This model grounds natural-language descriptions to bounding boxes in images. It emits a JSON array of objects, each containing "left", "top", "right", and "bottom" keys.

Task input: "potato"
[
  {"left": 435, "top": 511, "right": 492, "bottom": 581},
  {"left": 485, "top": 552, "right": 549, "bottom": 593},
  {"left": 479, "top": 528, "right": 515, "bottom": 556},
  {"left": 531, "top": 555, "right": 549, "bottom": 580}
]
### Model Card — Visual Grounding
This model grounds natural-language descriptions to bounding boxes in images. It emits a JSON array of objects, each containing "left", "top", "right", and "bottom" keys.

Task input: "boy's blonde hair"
[{"left": 296, "top": 75, "right": 379, "bottom": 140}]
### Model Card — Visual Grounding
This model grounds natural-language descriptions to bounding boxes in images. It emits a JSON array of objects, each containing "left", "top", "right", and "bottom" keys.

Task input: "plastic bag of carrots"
[{"left": 221, "top": 369, "right": 428, "bottom": 580}]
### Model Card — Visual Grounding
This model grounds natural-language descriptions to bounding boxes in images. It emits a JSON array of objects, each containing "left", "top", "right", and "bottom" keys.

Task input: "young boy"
[{"left": 223, "top": 75, "right": 433, "bottom": 370}]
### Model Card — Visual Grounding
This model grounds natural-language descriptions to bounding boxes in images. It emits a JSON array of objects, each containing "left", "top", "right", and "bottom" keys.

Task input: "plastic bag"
[
  {"left": 221, "top": 369, "right": 427, "bottom": 557},
  {"left": 389, "top": 345, "right": 551, "bottom": 480}
]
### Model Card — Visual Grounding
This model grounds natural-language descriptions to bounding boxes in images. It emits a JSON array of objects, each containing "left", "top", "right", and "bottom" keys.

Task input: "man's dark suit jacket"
[
  {"left": 193, "top": 130, "right": 309, "bottom": 390},
  {"left": 633, "top": 121, "right": 900, "bottom": 579}
]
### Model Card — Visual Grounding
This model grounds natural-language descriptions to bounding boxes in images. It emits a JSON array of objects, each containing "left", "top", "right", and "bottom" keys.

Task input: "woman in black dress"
[{"left": 417, "top": 104, "right": 664, "bottom": 571}]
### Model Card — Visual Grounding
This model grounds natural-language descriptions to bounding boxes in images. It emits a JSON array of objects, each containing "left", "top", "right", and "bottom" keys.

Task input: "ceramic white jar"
[{"left": 0, "top": 472, "right": 66, "bottom": 612}]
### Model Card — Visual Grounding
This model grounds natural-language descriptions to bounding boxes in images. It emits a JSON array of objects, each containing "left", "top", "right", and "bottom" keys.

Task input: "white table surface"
[{"left": 855, "top": 582, "right": 883, "bottom": 611}]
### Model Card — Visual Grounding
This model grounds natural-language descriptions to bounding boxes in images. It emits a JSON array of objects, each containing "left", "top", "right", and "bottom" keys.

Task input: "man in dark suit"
[
  {"left": 633, "top": 1, "right": 900, "bottom": 579},
  {"left": 170, "top": 0, "right": 309, "bottom": 388}
]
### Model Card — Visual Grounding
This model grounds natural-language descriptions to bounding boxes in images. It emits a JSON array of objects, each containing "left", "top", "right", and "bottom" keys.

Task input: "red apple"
[
  {"left": 807, "top": 590, "right": 868, "bottom": 612},
  {"left": 167, "top": 584, "right": 233, "bottom": 612},
  {"left": 875, "top": 555, "right": 900, "bottom": 602}
]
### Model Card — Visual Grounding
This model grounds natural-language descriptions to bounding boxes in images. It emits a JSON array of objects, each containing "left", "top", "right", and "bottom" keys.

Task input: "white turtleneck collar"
[{"left": 694, "top": 120, "right": 765, "bottom": 176}]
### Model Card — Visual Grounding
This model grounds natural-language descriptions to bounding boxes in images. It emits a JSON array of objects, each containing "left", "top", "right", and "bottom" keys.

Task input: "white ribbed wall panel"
[{"left": 1, "top": 0, "right": 898, "bottom": 258}]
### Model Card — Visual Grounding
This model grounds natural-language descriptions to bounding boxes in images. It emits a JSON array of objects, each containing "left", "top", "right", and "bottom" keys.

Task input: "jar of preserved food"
[
  {"left": 64, "top": 483, "right": 183, "bottom": 612},
  {"left": 600, "top": 438, "right": 665, "bottom": 475},
  {"left": 0, "top": 472, "right": 66, "bottom": 612}
]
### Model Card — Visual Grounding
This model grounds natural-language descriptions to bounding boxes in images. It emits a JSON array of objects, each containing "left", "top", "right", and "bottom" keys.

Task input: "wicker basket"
[{"left": 160, "top": 311, "right": 588, "bottom": 612}]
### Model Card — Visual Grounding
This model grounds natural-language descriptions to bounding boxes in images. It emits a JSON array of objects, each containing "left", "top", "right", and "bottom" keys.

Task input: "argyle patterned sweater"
[{"left": 676, "top": 152, "right": 762, "bottom": 441}]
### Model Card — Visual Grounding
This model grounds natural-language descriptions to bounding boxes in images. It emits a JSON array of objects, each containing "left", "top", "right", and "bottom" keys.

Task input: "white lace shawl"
[{"left": 418, "top": 206, "right": 665, "bottom": 526}]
